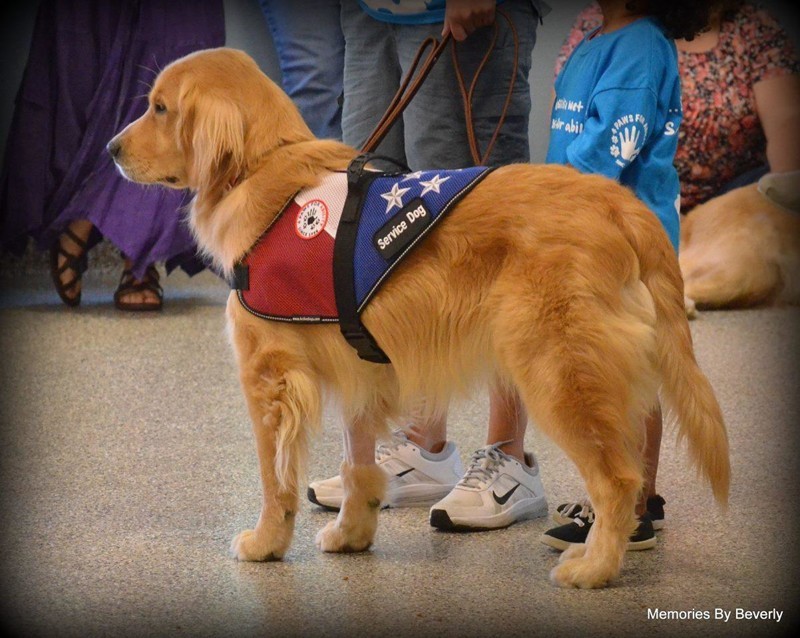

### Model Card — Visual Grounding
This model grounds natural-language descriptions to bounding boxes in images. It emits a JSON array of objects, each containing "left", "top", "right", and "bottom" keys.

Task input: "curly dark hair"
[{"left": 625, "top": 0, "right": 715, "bottom": 40}]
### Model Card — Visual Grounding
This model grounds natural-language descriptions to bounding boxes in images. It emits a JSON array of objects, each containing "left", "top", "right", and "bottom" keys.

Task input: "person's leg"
[
  {"left": 113, "top": 259, "right": 163, "bottom": 311},
  {"left": 258, "top": 0, "right": 344, "bottom": 140},
  {"left": 402, "top": 0, "right": 538, "bottom": 454},
  {"left": 307, "top": 7, "right": 464, "bottom": 513},
  {"left": 397, "top": 0, "right": 538, "bottom": 169},
  {"left": 639, "top": 404, "right": 662, "bottom": 514},
  {"left": 429, "top": 378, "right": 547, "bottom": 531},
  {"left": 340, "top": 3, "right": 406, "bottom": 162},
  {"left": 487, "top": 384, "right": 526, "bottom": 463},
  {"left": 390, "top": 0, "right": 538, "bottom": 446},
  {"left": 393, "top": 19, "right": 476, "bottom": 169},
  {"left": 405, "top": 410, "right": 448, "bottom": 454},
  {"left": 391, "top": 3, "right": 543, "bottom": 530},
  {"left": 51, "top": 219, "right": 94, "bottom": 306},
  {"left": 453, "top": 0, "right": 537, "bottom": 167}
]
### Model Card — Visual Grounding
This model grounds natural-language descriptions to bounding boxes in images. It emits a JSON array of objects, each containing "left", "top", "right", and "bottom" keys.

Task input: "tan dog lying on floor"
[
  {"left": 108, "top": 48, "right": 730, "bottom": 589},
  {"left": 680, "top": 182, "right": 800, "bottom": 311}
]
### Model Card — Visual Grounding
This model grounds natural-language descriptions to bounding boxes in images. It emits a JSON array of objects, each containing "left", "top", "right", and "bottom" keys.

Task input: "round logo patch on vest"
[{"left": 295, "top": 200, "right": 328, "bottom": 239}]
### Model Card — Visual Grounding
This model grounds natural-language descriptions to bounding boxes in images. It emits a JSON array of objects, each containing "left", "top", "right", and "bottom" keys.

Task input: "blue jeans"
[
  {"left": 259, "top": 0, "right": 344, "bottom": 140},
  {"left": 340, "top": 0, "right": 540, "bottom": 169}
]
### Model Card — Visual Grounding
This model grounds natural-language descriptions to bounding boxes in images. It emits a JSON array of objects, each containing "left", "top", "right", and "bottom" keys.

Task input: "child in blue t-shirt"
[
  {"left": 546, "top": 1, "right": 712, "bottom": 251},
  {"left": 546, "top": 11, "right": 683, "bottom": 248},
  {"left": 539, "top": 0, "right": 714, "bottom": 551}
]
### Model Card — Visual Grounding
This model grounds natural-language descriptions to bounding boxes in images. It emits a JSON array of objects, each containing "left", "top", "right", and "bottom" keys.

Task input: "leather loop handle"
[
  {"left": 359, "top": 7, "right": 519, "bottom": 167},
  {"left": 452, "top": 8, "right": 519, "bottom": 166},
  {"left": 360, "top": 33, "right": 452, "bottom": 154}
]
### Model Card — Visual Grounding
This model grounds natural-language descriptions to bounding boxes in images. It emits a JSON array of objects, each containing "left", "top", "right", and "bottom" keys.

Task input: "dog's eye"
[{"left": 154, "top": 103, "right": 167, "bottom": 114}]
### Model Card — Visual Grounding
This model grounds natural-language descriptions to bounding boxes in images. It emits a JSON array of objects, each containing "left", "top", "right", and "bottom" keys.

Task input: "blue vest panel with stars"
[{"left": 353, "top": 166, "right": 493, "bottom": 311}]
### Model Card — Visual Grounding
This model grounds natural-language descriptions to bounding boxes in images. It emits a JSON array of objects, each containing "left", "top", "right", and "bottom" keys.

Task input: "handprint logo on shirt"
[
  {"left": 618, "top": 126, "right": 642, "bottom": 161},
  {"left": 610, "top": 113, "right": 648, "bottom": 168}
]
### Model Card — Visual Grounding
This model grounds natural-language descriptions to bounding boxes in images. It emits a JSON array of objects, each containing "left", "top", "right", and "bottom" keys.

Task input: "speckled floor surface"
[{"left": 1, "top": 269, "right": 798, "bottom": 637}]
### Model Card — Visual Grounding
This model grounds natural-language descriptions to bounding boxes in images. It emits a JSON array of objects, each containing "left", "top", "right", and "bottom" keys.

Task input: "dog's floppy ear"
[{"left": 179, "top": 85, "right": 246, "bottom": 194}]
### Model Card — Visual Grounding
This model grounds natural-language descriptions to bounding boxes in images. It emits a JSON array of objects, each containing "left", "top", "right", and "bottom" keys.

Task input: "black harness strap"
[
  {"left": 231, "top": 262, "right": 250, "bottom": 291},
  {"left": 333, "top": 154, "right": 408, "bottom": 364}
]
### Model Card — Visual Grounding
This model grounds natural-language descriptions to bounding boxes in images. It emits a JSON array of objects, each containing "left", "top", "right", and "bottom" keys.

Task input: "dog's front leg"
[
  {"left": 231, "top": 363, "right": 316, "bottom": 562},
  {"left": 315, "top": 419, "right": 387, "bottom": 552}
]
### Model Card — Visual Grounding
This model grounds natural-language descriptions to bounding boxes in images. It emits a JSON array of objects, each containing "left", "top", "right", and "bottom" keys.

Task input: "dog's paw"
[
  {"left": 230, "top": 529, "right": 285, "bottom": 561},
  {"left": 559, "top": 543, "right": 587, "bottom": 562},
  {"left": 549, "top": 557, "right": 614, "bottom": 589},
  {"left": 315, "top": 520, "right": 373, "bottom": 553}
]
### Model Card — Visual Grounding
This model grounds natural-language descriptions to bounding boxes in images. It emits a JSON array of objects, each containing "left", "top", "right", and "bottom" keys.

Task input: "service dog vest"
[{"left": 233, "top": 156, "right": 494, "bottom": 362}]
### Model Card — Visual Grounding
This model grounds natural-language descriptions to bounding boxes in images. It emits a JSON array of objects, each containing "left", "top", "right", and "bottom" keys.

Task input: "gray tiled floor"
[{"left": 1, "top": 269, "right": 798, "bottom": 637}]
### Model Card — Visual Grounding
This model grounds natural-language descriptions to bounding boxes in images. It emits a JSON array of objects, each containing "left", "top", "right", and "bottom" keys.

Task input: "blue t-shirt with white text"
[{"left": 546, "top": 17, "right": 682, "bottom": 250}]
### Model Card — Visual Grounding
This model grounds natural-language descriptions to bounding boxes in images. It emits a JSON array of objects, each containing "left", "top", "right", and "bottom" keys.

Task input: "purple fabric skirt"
[{"left": 0, "top": 0, "right": 225, "bottom": 278}]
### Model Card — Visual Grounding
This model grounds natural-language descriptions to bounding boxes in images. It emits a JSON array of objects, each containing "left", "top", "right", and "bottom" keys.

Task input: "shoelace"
[
  {"left": 560, "top": 498, "right": 594, "bottom": 520},
  {"left": 375, "top": 430, "right": 409, "bottom": 463},
  {"left": 572, "top": 503, "right": 595, "bottom": 528},
  {"left": 457, "top": 441, "right": 513, "bottom": 488}
]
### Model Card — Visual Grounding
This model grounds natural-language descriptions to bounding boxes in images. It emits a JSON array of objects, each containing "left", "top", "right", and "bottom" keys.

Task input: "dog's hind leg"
[
  {"left": 230, "top": 354, "right": 320, "bottom": 561},
  {"left": 315, "top": 418, "right": 387, "bottom": 553},
  {"left": 523, "top": 377, "right": 645, "bottom": 588},
  {"left": 496, "top": 271, "right": 658, "bottom": 587}
]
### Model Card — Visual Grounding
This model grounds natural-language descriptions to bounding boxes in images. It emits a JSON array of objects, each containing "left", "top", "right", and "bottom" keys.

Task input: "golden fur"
[
  {"left": 110, "top": 48, "right": 730, "bottom": 588},
  {"left": 680, "top": 183, "right": 800, "bottom": 311}
]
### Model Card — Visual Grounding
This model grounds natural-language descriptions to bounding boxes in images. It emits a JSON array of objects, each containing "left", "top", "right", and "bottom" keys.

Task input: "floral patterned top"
[{"left": 555, "top": 2, "right": 800, "bottom": 211}]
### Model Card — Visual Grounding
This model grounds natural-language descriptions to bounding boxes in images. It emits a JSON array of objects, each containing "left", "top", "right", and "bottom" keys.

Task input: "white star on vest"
[
  {"left": 381, "top": 183, "right": 411, "bottom": 213},
  {"left": 419, "top": 174, "right": 451, "bottom": 196}
]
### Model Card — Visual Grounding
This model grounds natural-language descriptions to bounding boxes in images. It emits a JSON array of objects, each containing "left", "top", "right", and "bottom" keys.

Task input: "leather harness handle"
[
  {"left": 452, "top": 8, "right": 519, "bottom": 166},
  {"left": 359, "top": 7, "right": 519, "bottom": 167},
  {"left": 360, "top": 33, "right": 453, "bottom": 155}
]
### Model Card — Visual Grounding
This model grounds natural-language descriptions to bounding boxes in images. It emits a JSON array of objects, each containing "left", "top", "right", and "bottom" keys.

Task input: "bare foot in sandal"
[
  {"left": 114, "top": 262, "right": 163, "bottom": 311},
  {"left": 50, "top": 219, "right": 93, "bottom": 307}
]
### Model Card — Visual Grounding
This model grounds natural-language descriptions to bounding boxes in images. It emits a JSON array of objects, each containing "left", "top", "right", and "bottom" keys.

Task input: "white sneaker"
[
  {"left": 307, "top": 431, "right": 465, "bottom": 510},
  {"left": 429, "top": 443, "right": 548, "bottom": 530}
]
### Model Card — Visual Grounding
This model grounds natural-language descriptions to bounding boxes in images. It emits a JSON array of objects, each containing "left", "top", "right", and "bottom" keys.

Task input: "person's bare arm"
[{"left": 754, "top": 74, "right": 800, "bottom": 172}]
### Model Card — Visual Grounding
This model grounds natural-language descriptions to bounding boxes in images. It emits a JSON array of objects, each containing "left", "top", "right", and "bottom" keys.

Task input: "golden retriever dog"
[
  {"left": 108, "top": 48, "right": 730, "bottom": 589},
  {"left": 680, "top": 182, "right": 800, "bottom": 311}
]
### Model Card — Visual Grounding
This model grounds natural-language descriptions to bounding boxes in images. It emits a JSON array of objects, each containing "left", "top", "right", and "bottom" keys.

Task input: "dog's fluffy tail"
[{"left": 625, "top": 202, "right": 731, "bottom": 506}]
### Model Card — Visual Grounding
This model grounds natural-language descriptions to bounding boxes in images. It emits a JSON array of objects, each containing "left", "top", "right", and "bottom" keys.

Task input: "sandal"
[
  {"left": 113, "top": 264, "right": 163, "bottom": 311},
  {"left": 49, "top": 227, "right": 90, "bottom": 307}
]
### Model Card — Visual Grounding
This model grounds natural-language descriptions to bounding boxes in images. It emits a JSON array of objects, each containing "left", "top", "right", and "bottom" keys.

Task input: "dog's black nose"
[{"left": 107, "top": 139, "right": 122, "bottom": 158}]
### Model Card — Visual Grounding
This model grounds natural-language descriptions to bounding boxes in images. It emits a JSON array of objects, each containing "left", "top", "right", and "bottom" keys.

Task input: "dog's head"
[{"left": 108, "top": 47, "right": 313, "bottom": 197}]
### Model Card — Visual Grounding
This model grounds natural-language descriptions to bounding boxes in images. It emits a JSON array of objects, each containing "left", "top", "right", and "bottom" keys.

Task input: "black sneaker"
[
  {"left": 645, "top": 494, "right": 666, "bottom": 530},
  {"left": 553, "top": 494, "right": 666, "bottom": 530},
  {"left": 540, "top": 512, "right": 656, "bottom": 551}
]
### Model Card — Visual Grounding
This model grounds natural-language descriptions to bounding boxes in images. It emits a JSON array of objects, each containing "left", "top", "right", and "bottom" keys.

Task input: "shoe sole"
[
  {"left": 539, "top": 532, "right": 657, "bottom": 551},
  {"left": 307, "top": 487, "right": 344, "bottom": 512},
  {"left": 308, "top": 484, "right": 455, "bottom": 511},
  {"left": 552, "top": 512, "right": 665, "bottom": 531},
  {"left": 430, "top": 498, "right": 548, "bottom": 532}
]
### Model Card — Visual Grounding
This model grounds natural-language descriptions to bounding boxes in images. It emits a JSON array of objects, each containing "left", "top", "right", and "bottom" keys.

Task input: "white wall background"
[{"left": 1, "top": 0, "right": 798, "bottom": 172}]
